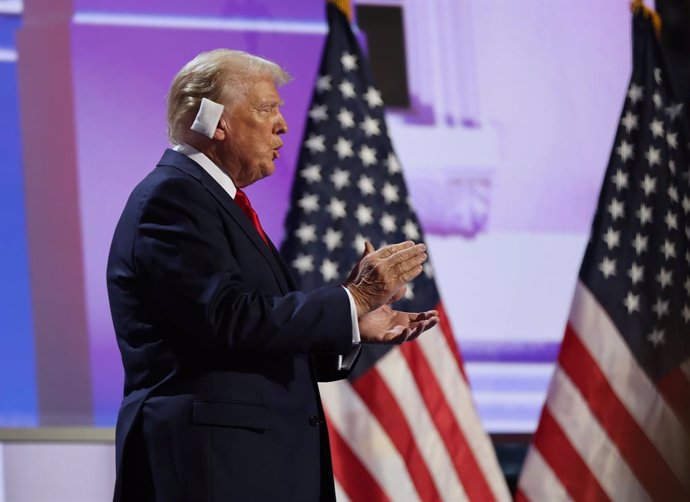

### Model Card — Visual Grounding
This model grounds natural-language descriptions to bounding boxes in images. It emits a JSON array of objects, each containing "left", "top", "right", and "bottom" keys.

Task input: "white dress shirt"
[{"left": 173, "top": 144, "right": 361, "bottom": 370}]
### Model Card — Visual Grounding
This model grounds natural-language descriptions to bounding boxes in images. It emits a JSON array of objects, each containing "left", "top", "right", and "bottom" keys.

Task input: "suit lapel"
[{"left": 160, "top": 150, "right": 292, "bottom": 295}]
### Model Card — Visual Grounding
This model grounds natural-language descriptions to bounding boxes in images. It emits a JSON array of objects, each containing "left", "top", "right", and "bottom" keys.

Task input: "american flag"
[
  {"left": 516, "top": 6, "right": 690, "bottom": 502},
  {"left": 280, "top": 2, "right": 511, "bottom": 501}
]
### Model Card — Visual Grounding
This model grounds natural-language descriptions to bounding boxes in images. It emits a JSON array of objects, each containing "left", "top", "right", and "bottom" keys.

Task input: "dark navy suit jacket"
[{"left": 107, "top": 149, "right": 357, "bottom": 502}]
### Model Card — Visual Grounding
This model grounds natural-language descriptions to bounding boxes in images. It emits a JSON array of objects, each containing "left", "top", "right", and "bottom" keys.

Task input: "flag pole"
[
  {"left": 630, "top": 0, "right": 661, "bottom": 36},
  {"left": 328, "top": 0, "right": 353, "bottom": 21}
]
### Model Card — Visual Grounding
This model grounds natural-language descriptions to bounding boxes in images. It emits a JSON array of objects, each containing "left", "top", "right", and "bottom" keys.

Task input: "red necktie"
[{"left": 234, "top": 189, "right": 271, "bottom": 248}]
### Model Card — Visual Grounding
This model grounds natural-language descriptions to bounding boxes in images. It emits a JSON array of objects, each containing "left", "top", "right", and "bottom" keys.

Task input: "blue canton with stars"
[
  {"left": 280, "top": 4, "right": 441, "bottom": 380},
  {"left": 580, "top": 12, "right": 690, "bottom": 381}
]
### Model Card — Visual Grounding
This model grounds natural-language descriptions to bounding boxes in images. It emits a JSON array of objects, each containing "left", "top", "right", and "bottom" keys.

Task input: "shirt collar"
[{"left": 173, "top": 143, "right": 237, "bottom": 199}]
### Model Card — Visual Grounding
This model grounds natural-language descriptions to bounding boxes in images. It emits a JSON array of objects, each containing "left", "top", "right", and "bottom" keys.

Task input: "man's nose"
[{"left": 275, "top": 113, "right": 288, "bottom": 135}]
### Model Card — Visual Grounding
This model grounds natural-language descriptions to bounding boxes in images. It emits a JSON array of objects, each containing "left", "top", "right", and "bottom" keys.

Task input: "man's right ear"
[{"left": 213, "top": 119, "right": 227, "bottom": 141}]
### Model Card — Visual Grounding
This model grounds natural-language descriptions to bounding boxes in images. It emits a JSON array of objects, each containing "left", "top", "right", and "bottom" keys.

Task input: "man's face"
[{"left": 220, "top": 78, "right": 288, "bottom": 188}]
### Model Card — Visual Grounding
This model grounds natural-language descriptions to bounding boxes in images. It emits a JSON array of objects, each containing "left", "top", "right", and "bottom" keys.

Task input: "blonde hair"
[{"left": 166, "top": 49, "right": 291, "bottom": 144}]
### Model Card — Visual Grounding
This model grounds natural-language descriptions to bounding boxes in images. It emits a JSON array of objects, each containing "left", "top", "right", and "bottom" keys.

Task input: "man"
[{"left": 107, "top": 49, "right": 438, "bottom": 502}]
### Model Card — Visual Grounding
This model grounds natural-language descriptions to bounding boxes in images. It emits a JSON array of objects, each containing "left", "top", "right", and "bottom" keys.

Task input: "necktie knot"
[{"left": 234, "top": 189, "right": 271, "bottom": 248}]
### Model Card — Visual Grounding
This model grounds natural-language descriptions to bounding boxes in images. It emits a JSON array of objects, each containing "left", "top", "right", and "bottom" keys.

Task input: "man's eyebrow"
[{"left": 257, "top": 98, "right": 284, "bottom": 107}]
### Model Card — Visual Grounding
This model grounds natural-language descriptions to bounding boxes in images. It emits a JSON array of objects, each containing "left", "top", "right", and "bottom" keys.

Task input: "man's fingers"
[
  {"left": 387, "top": 328, "right": 410, "bottom": 344},
  {"left": 400, "top": 265, "right": 423, "bottom": 283},
  {"left": 387, "top": 243, "right": 426, "bottom": 263},
  {"left": 364, "top": 240, "right": 375, "bottom": 255},
  {"left": 410, "top": 310, "right": 439, "bottom": 322},
  {"left": 375, "top": 240, "right": 416, "bottom": 259}
]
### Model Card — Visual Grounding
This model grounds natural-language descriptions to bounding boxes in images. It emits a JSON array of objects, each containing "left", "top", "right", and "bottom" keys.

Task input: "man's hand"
[
  {"left": 358, "top": 305, "right": 439, "bottom": 344},
  {"left": 344, "top": 241, "right": 427, "bottom": 317}
]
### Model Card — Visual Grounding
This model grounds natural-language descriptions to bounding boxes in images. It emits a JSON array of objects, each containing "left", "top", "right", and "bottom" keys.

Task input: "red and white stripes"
[
  {"left": 321, "top": 306, "right": 511, "bottom": 502},
  {"left": 517, "top": 282, "right": 690, "bottom": 502}
]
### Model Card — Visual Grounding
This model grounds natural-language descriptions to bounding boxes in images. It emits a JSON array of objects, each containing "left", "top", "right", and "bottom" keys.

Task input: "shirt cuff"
[{"left": 339, "top": 286, "right": 361, "bottom": 370}]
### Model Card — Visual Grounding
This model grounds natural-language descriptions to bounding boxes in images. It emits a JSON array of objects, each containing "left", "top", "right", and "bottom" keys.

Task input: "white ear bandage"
[{"left": 191, "top": 98, "right": 225, "bottom": 138}]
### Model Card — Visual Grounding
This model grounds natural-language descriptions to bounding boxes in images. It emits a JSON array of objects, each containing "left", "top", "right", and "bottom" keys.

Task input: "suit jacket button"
[{"left": 309, "top": 415, "right": 321, "bottom": 426}]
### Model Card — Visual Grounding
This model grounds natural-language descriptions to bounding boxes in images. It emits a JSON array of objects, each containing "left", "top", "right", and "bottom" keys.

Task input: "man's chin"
[{"left": 262, "top": 163, "right": 276, "bottom": 178}]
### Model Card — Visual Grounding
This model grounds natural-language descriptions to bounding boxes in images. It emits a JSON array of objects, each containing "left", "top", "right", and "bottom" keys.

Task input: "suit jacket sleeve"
[{"left": 131, "top": 175, "right": 353, "bottom": 356}]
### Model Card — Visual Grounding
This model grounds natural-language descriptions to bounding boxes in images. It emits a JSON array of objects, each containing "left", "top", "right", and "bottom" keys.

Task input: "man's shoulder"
[{"left": 122, "top": 152, "right": 209, "bottom": 216}]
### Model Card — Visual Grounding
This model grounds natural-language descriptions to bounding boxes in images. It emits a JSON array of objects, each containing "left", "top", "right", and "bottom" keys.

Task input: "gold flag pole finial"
[
  {"left": 631, "top": 0, "right": 662, "bottom": 36},
  {"left": 328, "top": 0, "right": 353, "bottom": 22}
]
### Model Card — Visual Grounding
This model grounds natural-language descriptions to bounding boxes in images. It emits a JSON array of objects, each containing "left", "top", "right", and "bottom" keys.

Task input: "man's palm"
[{"left": 359, "top": 305, "right": 438, "bottom": 344}]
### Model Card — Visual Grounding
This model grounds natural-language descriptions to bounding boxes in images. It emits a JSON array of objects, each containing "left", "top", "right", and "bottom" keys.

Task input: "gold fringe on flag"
[
  {"left": 631, "top": 0, "right": 662, "bottom": 37},
  {"left": 328, "top": 0, "right": 353, "bottom": 22}
]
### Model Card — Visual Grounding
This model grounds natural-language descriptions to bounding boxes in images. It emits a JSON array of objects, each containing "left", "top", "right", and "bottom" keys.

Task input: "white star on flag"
[
  {"left": 664, "top": 211, "right": 678, "bottom": 231},
  {"left": 326, "top": 197, "right": 347, "bottom": 219},
  {"left": 627, "top": 83, "right": 643, "bottom": 103},
  {"left": 354, "top": 204, "right": 373, "bottom": 225},
  {"left": 298, "top": 194, "right": 319, "bottom": 213},
  {"left": 358, "top": 145, "right": 377, "bottom": 166},
  {"left": 656, "top": 267, "right": 673, "bottom": 288},
  {"left": 380, "top": 213, "right": 397, "bottom": 233},
  {"left": 323, "top": 227, "right": 343, "bottom": 251},
  {"left": 652, "top": 298, "right": 670, "bottom": 318},
  {"left": 683, "top": 305, "right": 690, "bottom": 322},
  {"left": 628, "top": 263, "right": 644, "bottom": 284},
  {"left": 403, "top": 219, "right": 421, "bottom": 240},
  {"left": 292, "top": 253, "right": 314, "bottom": 274},
  {"left": 385, "top": 152, "right": 401, "bottom": 174},
  {"left": 333, "top": 137, "right": 354, "bottom": 159},
  {"left": 357, "top": 174, "right": 375, "bottom": 195},
  {"left": 339, "top": 80, "right": 356, "bottom": 99},
  {"left": 603, "top": 228, "right": 621, "bottom": 249},
  {"left": 360, "top": 115, "right": 381, "bottom": 137},
  {"left": 316, "top": 75, "right": 332, "bottom": 93},
  {"left": 636, "top": 204, "right": 653, "bottom": 225},
  {"left": 612, "top": 169, "right": 629, "bottom": 190},
  {"left": 623, "top": 291, "right": 640, "bottom": 313},
  {"left": 599, "top": 257, "right": 617, "bottom": 278},
  {"left": 650, "top": 119, "right": 664, "bottom": 138},
  {"left": 621, "top": 111, "right": 639, "bottom": 132},
  {"left": 364, "top": 86, "right": 383, "bottom": 108},
  {"left": 661, "top": 239, "right": 676, "bottom": 260},
  {"left": 336, "top": 108, "right": 355, "bottom": 129},
  {"left": 305, "top": 134, "right": 326, "bottom": 154},
  {"left": 300, "top": 164, "right": 322, "bottom": 183},
  {"left": 295, "top": 224, "right": 317, "bottom": 244},
  {"left": 607, "top": 199, "right": 625, "bottom": 221},
  {"left": 617, "top": 140, "right": 635, "bottom": 162},
  {"left": 647, "top": 328, "right": 665, "bottom": 346},
  {"left": 682, "top": 195, "right": 690, "bottom": 213},
  {"left": 645, "top": 146, "right": 661, "bottom": 166},
  {"left": 330, "top": 168, "right": 350, "bottom": 190},
  {"left": 353, "top": 233, "right": 368, "bottom": 253},
  {"left": 641, "top": 175, "right": 656, "bottom": 196},
  {"left": 632, "top": 233, "right": 649, "bottom": 254},
  {"left": 381, "top": 182, "right": 400, "bottom": 204},
  {"left": 340, "top": 51, "right": 358, "bottom": 71},
  {"left": 309, "top": 104, "right": 328, "bottom": 122},
  {"left": 665, "top": 102, "right": 684, "bottom": 120},
  {"left": 320, "top": 258, "right": 339, "bottom": 282}
]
